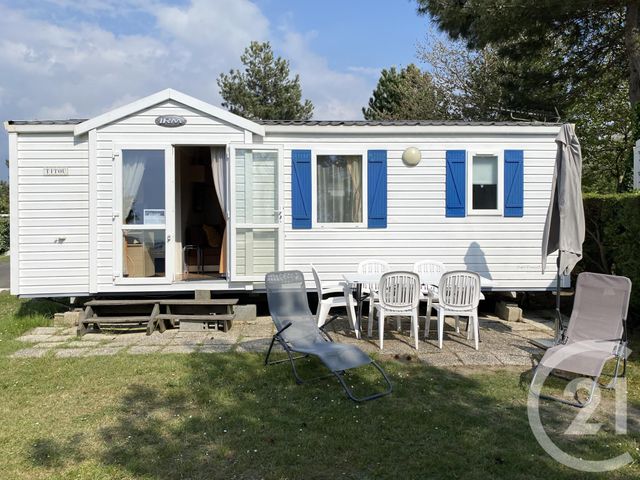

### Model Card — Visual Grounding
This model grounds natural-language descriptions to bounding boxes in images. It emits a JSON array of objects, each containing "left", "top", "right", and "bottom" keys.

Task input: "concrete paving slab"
[
  {"left": 63, "top": 341, "right": 97, "bottom": 348},
  {"left": 18, "top": 334, "right": 57, "bottom": 343},
  {"left": 55, "top": 348, "right": 89, "bottom": 358},
  {"left": 29, "top": 327, "right": 60, "bottom": 335},
  {"left": 200, "top": 334, "right": 238, "bottom": 345},
  {"left": 47, "top": 335, "right": 74, "bottom": 342},
  {"left": 81, "top": 333, "right": 117, "bottom": 341},
  {"left": 33, "top": 342, "right": 63, "bottom": 349},
  {"left": 456, "top": 352, "right": 503, "bottom": 366},
  {"left": 493, "top": 352, "right": 535, "bottom": 366},
  {"left": 83, "top": 347, "right": 123, "bottom": 357},
  {"left": 10, "top": 348, "right": 48, "bottom": 358}
]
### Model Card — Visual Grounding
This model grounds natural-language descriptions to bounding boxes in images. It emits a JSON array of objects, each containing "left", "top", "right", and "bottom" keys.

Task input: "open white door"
[{"left": 229, "top": 145, "right": 284, "bottom": 281}]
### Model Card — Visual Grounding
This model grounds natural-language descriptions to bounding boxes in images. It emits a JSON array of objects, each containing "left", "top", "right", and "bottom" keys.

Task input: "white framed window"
[
  {"left": 312, "top": 151, "right": 367, "bottom": 228},
  {"left": 467, "top": 151, "right": 503, "bottom": 215}
]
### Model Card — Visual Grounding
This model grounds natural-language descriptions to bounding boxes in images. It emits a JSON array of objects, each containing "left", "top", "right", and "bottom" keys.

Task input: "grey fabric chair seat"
[
  {"left": 288, "top": 342, "right": 372, "bottom": 372},
  {"left": 264, "top": 270, "right": 392, "bottom": 402},
  {"left": 543, "top": 340, "right": 620, "bottom": 377}
]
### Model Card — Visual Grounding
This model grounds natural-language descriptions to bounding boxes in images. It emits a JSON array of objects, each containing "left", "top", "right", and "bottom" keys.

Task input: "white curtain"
[
  {"left": 123, "top": 155, "right": 146, "bottom": 223},
  {"left": 317, "top": 155, "right": 362, "bottom": 223},
  {"left": 210, "top": 146, "right": 228, "bottom": 274}
]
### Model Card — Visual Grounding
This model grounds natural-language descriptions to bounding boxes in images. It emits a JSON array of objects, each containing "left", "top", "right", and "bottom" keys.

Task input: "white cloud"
[{"left": 0, "top": 0, "right": 375, "bottom": 127}]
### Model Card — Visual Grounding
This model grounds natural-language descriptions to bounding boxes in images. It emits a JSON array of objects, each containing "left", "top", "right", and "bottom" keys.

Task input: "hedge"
[
  {"left": 0, "top": 217, "right": 8, "bottom": 255},
  {"left": 581, "top": 193, "right": 640, "bottom": 328}
]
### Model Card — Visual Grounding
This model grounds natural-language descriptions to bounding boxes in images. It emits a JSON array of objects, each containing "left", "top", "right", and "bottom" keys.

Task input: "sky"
[{"left": 0, "top": 0, "right": 431, "bottom": 180}]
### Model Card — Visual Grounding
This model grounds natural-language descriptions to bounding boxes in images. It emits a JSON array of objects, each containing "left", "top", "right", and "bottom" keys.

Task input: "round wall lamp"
[{"left": 402, "top": 147, "right": 421, "bottom": 166}]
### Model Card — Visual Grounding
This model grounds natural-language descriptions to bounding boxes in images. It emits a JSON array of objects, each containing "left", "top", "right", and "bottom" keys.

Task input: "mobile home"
[{"left": 4, "top": 89, "right": 562, "bottom": 298}]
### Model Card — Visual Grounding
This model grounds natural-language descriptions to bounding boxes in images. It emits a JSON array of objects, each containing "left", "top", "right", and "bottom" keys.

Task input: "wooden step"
[
  {"left": 83, "top": 316, "right": 152, "bottom": 324},
  {"left": 85, "top": 299, "right": 159, "bottom": 306},
  {"left": 155, "top": 314, "right": 234, "bottom": 321},
  {"left": 158, "top": 299, "right": 238, "bottom": 306}
]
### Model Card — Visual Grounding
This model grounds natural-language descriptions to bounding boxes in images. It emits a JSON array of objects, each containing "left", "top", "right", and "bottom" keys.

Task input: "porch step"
[
  {"left": 85, "top": 299, "right": 159, "bottom": 306},
  {"left": 157, "top": 314, "right": 234, "bottom": 332},
  {"left": 158, "top": 299, "right": 238, "bottom": 306},
  {"left": 83, "top": 315, "right": 152, "bottom": 324}
]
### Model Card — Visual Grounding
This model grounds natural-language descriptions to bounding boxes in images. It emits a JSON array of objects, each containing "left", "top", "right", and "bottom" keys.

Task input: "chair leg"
[
  {"left": 344, "top": 292, "right": 360, "bottom": 339},
  {"left": 333, "top": 361, "right": 393, "bottom": 402},
  {"left": 316, "top": 301, "right": 331, "bottom": 328},
  {"left": 437, "top": 310, "right": 444, "bottom": 349},
  {"left": 378, "top": 310, "right": 385, "bottom": 350},
  {"left": 424, "top": 297, "right": 432, "bottom": 339},
  {"left": 454, "top": 315, "right": 460, "bottom": 334},
  {"left": 368, "top": 306, "right": 374, "bottom": 338},
  {"left": 412, "top": 310, "right": 419, "bottom": 350},
  {"left": 530, "top": 365, "right": 599, "bottom": 409},
  {"left": 472, "top": 313, "right": 479, "bottom": 350}
]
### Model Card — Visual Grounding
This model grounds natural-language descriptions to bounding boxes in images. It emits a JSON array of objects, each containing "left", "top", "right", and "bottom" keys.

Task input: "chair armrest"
[
  {"left": 322, "top": 285, "right": 348, "bottom": 295},
  {"left": 275, "top": 322, "right": 293, "bottom": 336}
]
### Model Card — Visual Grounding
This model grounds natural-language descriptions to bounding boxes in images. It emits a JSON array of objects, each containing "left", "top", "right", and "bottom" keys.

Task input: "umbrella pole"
[{"left": 555, "top": 251, "right": 563, "bottom": 344}]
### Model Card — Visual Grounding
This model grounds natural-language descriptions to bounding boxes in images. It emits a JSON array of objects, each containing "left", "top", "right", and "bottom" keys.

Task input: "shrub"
[
  {"left": 0, "top": 218, "right": 8, "bottom": 255},
  {"left": 581, "top": 193, "right": 640, "bottom": 328}
]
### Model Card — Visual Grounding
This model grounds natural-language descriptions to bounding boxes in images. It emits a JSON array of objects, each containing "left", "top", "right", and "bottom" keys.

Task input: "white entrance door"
[
  {"left": 229, "top": 145, "right": 283, "bottom": 281},
  {"left": 114, "top": 145, "right": 174, "bottom": 284}
]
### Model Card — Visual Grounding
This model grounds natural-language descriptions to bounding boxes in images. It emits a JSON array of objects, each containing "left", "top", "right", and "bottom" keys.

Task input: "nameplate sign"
[
  {"left": 155, "top": 115, "right": 187, "bottom": 128},
  {"left": 43, "top": 167, "right": 69, "bottom": 176}
]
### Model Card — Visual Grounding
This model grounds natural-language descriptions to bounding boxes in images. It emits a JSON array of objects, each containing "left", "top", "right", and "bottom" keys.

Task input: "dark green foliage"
[
  {"left": 217, "top": 41, "right": 314, "bottom": 121},
  {"left": 0, "top": 218, "right": 8, "bottom": 255},
  {"left": 581, "top": 193, "right": 640, "bottom": 326},
  {"left": 0, "top": 180, "right": 8, "bottom": 215},
  {"left": 362, "top": 64, "right": 450, "bottom": 120}
]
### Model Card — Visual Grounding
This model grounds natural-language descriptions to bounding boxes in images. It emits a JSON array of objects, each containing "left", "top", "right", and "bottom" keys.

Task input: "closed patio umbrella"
[{"left": 539, "top": 123, "right": 585, "bottom": 346}]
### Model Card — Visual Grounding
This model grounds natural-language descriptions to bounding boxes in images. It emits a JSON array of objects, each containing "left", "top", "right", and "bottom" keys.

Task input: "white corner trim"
[
  {"left": 88, "top": 129, "right": 98, "bottom": 294},
  {"left": 8, "top": 133, "right": 19, "bottom": 295},
  {"left": 73, "top": 88, "right": 265, "bottom": 137}
]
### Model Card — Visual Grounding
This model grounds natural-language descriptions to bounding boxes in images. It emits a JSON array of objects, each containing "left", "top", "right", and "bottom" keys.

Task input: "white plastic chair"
[
  {"left": 311, "top": 264, "right": 360, "bottom": 339},
  {"left": 373, "top": 271, "right": 420, "bottom": 350},
  {"left": 357, "top": 259, "right": 389, "bottom": 331},
  {"left": 412, "top": 260, "right": 446, "bottom": 337},
  {"left": 433, "top": 271, "right": 481, "bottom": 350}
]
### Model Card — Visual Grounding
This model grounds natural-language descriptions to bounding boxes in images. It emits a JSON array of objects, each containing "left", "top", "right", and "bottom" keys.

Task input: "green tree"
[
  {"left": 217, "top": 41, "right": 314, "bottom": 121},
  {"left": 363, "top": 64, "right": 450, "bottom": 120},
  {"left": 416, "top": 2, "right": 630, "bottom": 99},
  {"left": 567, "top": 75, "right": 634, "bottom": 193},
  {"left": 418, "top": 31, "right": 566, "bottom": 122}
]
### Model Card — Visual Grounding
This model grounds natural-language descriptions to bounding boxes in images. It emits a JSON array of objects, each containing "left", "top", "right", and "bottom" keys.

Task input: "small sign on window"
[{"left": 143, "top": 209, "right": 165, "bottom": 225}]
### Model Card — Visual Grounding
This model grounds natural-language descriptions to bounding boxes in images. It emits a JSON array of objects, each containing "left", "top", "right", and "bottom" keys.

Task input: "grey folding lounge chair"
[
  {"left": 530, "top": 272, "right": 631, "bottom": 408},
  {"left": 264, "top": 270, "right": 392, "bottom": 402}
]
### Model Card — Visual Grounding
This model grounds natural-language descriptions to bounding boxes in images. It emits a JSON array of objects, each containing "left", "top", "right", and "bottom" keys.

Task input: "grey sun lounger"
[
  {"left": 530, "top": 272, "right": 631, "bottom": 408},
  {"left": 264, "top": 270, "right": 392, "bottom": 402}
]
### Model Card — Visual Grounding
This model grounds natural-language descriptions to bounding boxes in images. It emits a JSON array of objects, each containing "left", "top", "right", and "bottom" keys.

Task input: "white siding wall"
[
  {"left": 263, "top": 132, "right": 560, "bottom": 291},
  {"left": 94, "top": 100, "right": 246, "bottom": 292},
  {"left": 15, "top": 132, "right": 90, "bottom": 295}
]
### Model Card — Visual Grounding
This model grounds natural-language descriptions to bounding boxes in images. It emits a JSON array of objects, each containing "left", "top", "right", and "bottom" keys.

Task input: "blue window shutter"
[
  {"left": 445, "top": 150, "right": 466, "bottom": 217},
  {"left": 504, "top": 150, "right": 524, "bottom": 217},
  {"left": 291, "top": 149, "right": 312, "bottom": 229},
  {"left": 367, "top": 150, "right": 387, "bottom": 228}
]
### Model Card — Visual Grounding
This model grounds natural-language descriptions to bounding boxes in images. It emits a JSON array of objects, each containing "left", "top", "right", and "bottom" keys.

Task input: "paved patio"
[{"left": 10, "top": 312, "right": 554, "bottom": 367}]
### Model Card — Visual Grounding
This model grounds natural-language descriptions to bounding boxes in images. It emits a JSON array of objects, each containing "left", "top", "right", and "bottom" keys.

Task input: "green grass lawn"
[{"left": 0, "top": 292, "right": 638, "bottom": 479}]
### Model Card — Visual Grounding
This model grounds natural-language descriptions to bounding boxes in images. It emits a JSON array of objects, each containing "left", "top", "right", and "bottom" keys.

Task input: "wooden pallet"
[{"left": 77, "top": 298, "right": 238, "bottom": 336}]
